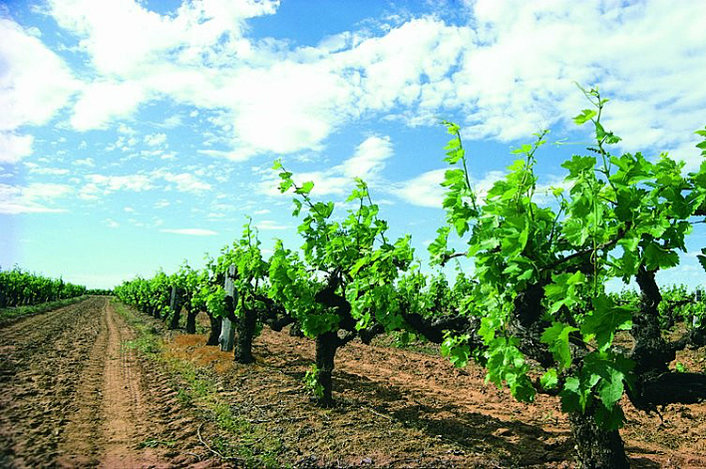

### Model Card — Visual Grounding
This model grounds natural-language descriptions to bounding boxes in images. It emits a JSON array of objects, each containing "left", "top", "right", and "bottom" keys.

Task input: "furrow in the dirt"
[
  {"left": 0, "top": 297, "right": 105, "bottom": 469},
  {"left": 98, "top": 302, "right": 165, "bottom": 468},
  {"left": 55, "top": 299, "right": 110, "bottom": 467}
]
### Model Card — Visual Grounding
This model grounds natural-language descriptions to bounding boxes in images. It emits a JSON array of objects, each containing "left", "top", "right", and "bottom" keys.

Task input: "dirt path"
[
  {"left": 0, "top": 298, "right": 212, "bottom": 468},
  {"left": 56, "top": 299, "right": 168, "bottom": 467}
]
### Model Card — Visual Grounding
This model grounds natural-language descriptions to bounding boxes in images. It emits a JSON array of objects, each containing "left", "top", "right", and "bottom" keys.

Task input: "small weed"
[
  {"left": 303, "top": 365, "right": 324, "bottom": 399},
  {"left": 138, "top": 437, "right": 176, "bottom": 449},
  {"left": 175, "top": 388, "right": 192, "bottom": 407}
]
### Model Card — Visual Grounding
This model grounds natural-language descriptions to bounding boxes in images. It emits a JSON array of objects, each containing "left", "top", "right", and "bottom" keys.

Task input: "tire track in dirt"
[
  {"left": 99, "top": 301, "right": 167, "bottom": 468},
  {"left": 56, "top": 298, "right": 109, "bottom": 466},
  {"left": 58, "top": 300, "right": 169, "bottom": 468}
]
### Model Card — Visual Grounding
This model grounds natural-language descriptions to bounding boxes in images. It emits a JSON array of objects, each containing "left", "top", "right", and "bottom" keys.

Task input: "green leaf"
[
  {"left": 581, "top": 295, "right": 633, "bottom": 351},
  {"left": 511, "top": 143, "right": 533, "bottom": 155},
  {"left": 583, "top": 352, "right": 634, "bottom": 412},
  {"left": 541, "top": 322, "right": 578, "bottom": 370},
  {"left": 440, "top": 333, "right": 471, "bottom": 368},
  {"left": 643, "top": 243, "right": 679, "bottom": 270},
  {"left": 573, "top": 109, "right": 597, "bottom": 125},
  {"left": 541, "top": 368, "right": 559, "bottom": 389},
  {"left": 560, "top": 376, "right": 588, "bottom": 413},
  {"left": 278, "top": 179, "right": 293, "bottom": 193},
  {"left": 292, "top": 198, "right": 302, "bottom": 216},
  {"left": 295, "top": 181, "right": 315, "bottom": 195},
  {"left": 594, "top": 403, "right": 625, "bottom": 430}
]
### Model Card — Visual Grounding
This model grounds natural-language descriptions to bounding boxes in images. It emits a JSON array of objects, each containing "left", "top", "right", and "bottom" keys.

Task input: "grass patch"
[
  {"left": 112, "top": 300, "right": 284, "bottom": 468},
  {"left": 138, "top": 437, "right": 176, "bottom": 449},
  {"left": 0, "top": 295, "right": 93, "bottom": 325}
]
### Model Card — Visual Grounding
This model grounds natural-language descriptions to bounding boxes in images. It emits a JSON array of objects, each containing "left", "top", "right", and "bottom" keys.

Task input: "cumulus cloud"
[
  {"left": 72, "top": 157, "right": 95, "bottom": 167},
  {"left": 255, "top": 220, "right": 289, "bottom": 230},
  {"left": 389, "top": 168, "right": 446, "bottom": 208},
  {"left": 70, "top": 80, "right": 146, "bottom": 130},
  {"left": 0, "top": 18, "right": 79, "bottom": 130},
  {"left": 341, "top": 136, "right": 394, "bottom": 180},
  {"left": 0, "top": 133, "right": 33, "bottom": 164},
  {"left": 25, "top": 164, "right": 70, "bottom": 176},
  {"left": 9, "top": 0, "right": 702, "bottom": 171},
  {"left": 450, "top": 0, "right": 706, "bottom": 167}
]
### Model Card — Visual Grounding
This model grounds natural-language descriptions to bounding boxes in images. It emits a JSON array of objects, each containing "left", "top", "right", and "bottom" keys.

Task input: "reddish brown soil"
[
  {"left": 0, "top": 297, "right": 222, "bottom": 468},
  {"left": 2, "top": 300, "right": 705, "bottom": 468},
  {"left": 170, "top": 314, "right": 706, "bottom": 468}
]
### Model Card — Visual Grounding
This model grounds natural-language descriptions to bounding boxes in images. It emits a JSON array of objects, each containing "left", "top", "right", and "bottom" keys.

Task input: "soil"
[
  {"left": 1, "top": 298, "right": 705, "bottom": 468},
  {"left": 169, "top": 314, "right": 706, "bottom": 468},
  {"left": 0, "top": 297, "right": 222, "bottom": 468}
]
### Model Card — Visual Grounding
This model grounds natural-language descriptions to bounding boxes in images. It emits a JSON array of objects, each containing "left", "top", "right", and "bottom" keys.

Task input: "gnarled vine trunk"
[
  {"left": 206, "top": 312, "right": 221, "bottom": 346},
  {"left": 234, "top": 306, "right": 257, "bottom": 364},
  {"left": 185, "top": 308, "right": 197, "bottom": 334},
  {"left": 315, "top": 331, "right": 338, "bottom": 407},
  {"left": 569, "top": 403, "right": 629, "bottom": 469}
]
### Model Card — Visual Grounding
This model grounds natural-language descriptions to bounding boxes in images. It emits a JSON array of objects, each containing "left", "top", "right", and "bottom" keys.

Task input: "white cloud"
[
  {"left": 28, "top": 0, "right": 706, "bottom": 170},
  {"left": 46, "top": 0, "right": 279, "bottom": 75},
  {"left": 80, "top": 173, "right": 153, "bottom": 199},
  {"left": 161, "top": 115, "right": 182, "bottom": 128},
  {"left": 260, "top": 135, "right": 395, "bottom": 197},
  {"left": 0, "top": 182, "right": 72, "bottom": 214},
  {"left": 450, "top": 1, "right": 706, "bottom": 168},
  {"left": 117, "top": 123, "right": 136, "bottom": 135},
  {"left": 0, "top": 133, "right": 33, "bottom": 164},
  {"left": 341, "top": 136, "right": 393, "bottom": 180},
  {"left": 0, "top": 18, "right": 79, "bottom": 130},
  {"left": 144, "top": 132, "right": 167, "bottom": 147},
  {"left": 389, "top": 168, "right": 446, "bottom": 208},
  {"left": 159, "top": 172, "right": 212, "bottom": 193},
  {"left": 160, "top": 228, "right": 218, "bottom": 236},
  {"left": 70, "top": 80, "right": 146, "bottom": 130},
  {"left": 197, "top": 148, "right": 251, "bottom": 162},
  {"left": 76, "top": 167, "right": 212, "bottom": 201},
  {"left": 73, "top": 157, "right": 95, "bottom": 167},
  {"left": 25, "top": 165, "right": 70, "bottom": 176},
  {"left": 390, "top": 168, "right": 505, "bottom": 208}
]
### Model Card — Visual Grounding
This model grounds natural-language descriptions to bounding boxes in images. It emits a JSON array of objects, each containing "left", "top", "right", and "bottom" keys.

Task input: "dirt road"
[{"left": 0, "top": 297, "right": 209, "bottom": 468}]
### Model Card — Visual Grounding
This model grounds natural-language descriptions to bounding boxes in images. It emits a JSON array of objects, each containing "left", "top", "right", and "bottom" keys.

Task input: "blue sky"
[{"left": 1, "top": 0, "right": 705, "bottom": 289}]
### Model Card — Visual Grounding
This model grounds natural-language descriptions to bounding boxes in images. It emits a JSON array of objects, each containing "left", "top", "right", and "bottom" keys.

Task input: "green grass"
[{"left": 138, "top": 437, "right": 176, "bottom": 449}]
